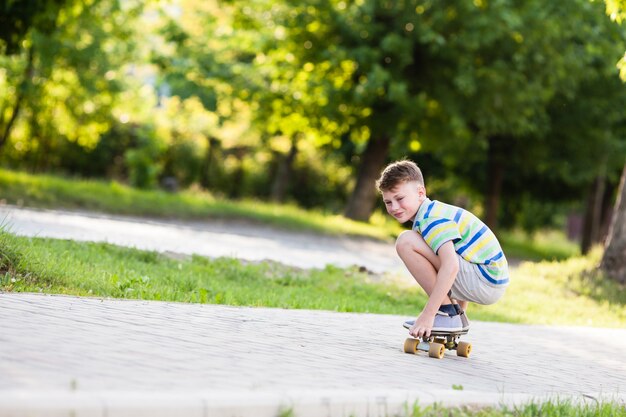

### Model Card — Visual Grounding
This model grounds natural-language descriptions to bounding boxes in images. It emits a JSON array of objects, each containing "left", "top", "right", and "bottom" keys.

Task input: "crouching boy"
[{"left": 376, "top": 160, "right": 509, "bottom": 338}]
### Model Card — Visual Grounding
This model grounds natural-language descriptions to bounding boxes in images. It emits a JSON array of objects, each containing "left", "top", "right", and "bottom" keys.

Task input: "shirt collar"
[{"left": 412, "top": 197, "right": 432, "bottom": 229}]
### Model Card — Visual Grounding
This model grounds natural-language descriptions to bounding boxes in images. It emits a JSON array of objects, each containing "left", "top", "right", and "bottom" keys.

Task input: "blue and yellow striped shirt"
[{"left": 412, "top": 198, "right": 509, "bottom": 285}]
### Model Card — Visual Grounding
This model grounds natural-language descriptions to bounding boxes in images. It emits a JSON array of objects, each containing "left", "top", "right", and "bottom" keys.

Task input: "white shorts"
[{"left": 449, "top": 255, "right": 507, "bottom": 305}]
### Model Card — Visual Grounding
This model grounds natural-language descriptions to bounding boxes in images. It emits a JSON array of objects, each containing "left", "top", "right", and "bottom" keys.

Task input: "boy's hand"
[{"left": 409, "top": 313, "right": 435, "bottom": 338}]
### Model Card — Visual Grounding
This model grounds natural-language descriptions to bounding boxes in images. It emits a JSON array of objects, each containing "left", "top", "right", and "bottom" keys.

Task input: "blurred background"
[{"left": 1, "top": 0, "right": 625, "bottom": 256}]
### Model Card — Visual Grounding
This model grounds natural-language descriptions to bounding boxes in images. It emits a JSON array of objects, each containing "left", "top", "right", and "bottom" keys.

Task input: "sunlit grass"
[
  {"left": 248, "top": 398, "right": 626, "bottom": 417},
  {"left": 470, "top": 246, "right": 626, "bottom": 327},
  {"left": 0, "top": 168, "right": 585, "bottom": 263},
  {"left": 0, "top": 168, "right": 399, "bottom": 240},
  {"left": 407, "top": 398, "right": 626, "bottom": 417},
  {"left": 1, "top": 228, "right": 624, "bottom": 327},
  {"left": 0, "top": 229, "right": 423, "bottom": 313},
  {"left": 499, "top": 228, "right": 579, "bottom": 261}
]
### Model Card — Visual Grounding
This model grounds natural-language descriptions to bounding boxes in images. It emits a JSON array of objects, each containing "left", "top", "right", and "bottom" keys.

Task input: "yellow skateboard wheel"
[
  {"left": 428, "top": 342, "right": 445, "bottom": 359},
  {"left": 403, "top": 338, "right": 419, "bottom": 354},
  {"left": 456, "top": 341, "right": 472, "bottom": 358}
]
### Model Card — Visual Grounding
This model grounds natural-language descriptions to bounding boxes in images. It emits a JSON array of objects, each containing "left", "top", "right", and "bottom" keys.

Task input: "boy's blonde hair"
[{"left": 376, "top": 160, "right": 424, "bottom": 192}]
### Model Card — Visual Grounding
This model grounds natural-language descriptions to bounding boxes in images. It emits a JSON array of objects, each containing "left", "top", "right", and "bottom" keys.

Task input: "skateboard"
[{"left": 402, "top": 322, "right": 471, "bottom": 359}]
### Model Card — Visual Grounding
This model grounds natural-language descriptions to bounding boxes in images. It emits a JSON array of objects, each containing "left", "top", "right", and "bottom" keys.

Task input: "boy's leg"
[{"left": 395, "top": 230, "right": 453, "bottom": 305}]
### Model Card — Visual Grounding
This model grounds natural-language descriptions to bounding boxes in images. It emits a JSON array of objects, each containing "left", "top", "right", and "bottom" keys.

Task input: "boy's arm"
[{"left": 409, "top": 240, "right": 459, "bottom": 338}]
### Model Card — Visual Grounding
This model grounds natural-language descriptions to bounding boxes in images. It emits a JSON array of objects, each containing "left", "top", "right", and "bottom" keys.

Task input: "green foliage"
[
  {"left": 1, "top": 0, "right": 149, "bottom": 171},
  {"left": 0, "top": 0, "right": 70, "bottom": 55},
  {"left": 606, "top": 0, "right": 626, "bottom": 22},
  {"left": 1, "top": 0, "right": 626, "bottom": 232},
  {"left": 416, "top": 0, "right": 626, "bottom": 228},
  {"left": 124, "top": 130, "right": 164, "bottom": 189}
]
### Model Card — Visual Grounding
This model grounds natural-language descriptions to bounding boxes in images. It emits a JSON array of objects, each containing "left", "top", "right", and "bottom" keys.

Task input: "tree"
[
  {"left": 601, "top": 0, "right": 626, "bottom": 283},
  {"left": 601, "top": 165, "right": 626, "bottom": 284},
  {"left": 0, "top": 0, "right": 146, "bottom": 169},
  {"left": 241, "top": 0, "right": 625, "bottom": 225},
  {"left": 0, "top": 0, "right": 71, "bottom": 55},
  {"left": 154, "top": 0, "right": 352, "bottom": 201},
  {"left": 232, "top": 0, "right": 456, "bottom": 221},
  {"left": 435, "top": 0, "right": 626, "bottom": 232}
]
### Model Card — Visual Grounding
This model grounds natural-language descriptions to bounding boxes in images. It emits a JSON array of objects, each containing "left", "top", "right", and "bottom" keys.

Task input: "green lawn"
[
  {"left": 0, "top": 168, "right": 399, "bottom": 241},
  {"left": 282, "top": 399, "right": 626, "bottom": 417},
  {"left": 498, "top": 228, "right": 580, "bottom": 262},
  {"left": 471, "top": 246, "right": 625, "bottom": 327},
  {"left": 1, "top": 229, "right": 623, "bottom": 328},
  {"left": 406, "top": 399, "right": 626, "bottom": 417},
  {"left": 0, "top": 168, "right": 580, "bottom": 261}
]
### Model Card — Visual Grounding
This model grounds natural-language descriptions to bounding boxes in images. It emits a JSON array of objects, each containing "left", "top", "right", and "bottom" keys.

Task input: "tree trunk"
[
  {"left": 228, "top": 146, "right": 248, "bottom": 199},
  {"left": 200, "top": 137, "right": 220, "bottom": 190},
  {"left": 344, "top": 135, "right": 391, "bottom": 222},
  {"left": 0, "top": 45, "right": 34, "bottom": 153},
  {"left": 32, "top": 108, "right": 52, "bottom": 173},
  {"left": 581, "top": 175, "right": 607, "bottom": 254},
  {"left": 599, "top": 181, "right": 616, "bottom": 243},
  {"left": 484, "top": 135, "right": 506, "bottom": 232},
  {"left": 600, "top": 164, "right": 626, "bottom": 284},
  {"left": 270, "top": 135, "right": 298, "bottom": 202}
]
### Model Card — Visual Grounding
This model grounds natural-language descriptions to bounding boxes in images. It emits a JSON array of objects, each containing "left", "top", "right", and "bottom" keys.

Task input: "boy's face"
[{"left": 381, "top": 180, "right": 426, "bottom": 223}]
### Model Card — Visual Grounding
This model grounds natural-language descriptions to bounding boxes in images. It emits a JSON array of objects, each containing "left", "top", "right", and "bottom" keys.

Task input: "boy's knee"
[
  {"left": 395, "top": 230, "right": 419, "bottom": 255},
  {"left": 395, "top": 230, "right": 439, "bottom": 266}
]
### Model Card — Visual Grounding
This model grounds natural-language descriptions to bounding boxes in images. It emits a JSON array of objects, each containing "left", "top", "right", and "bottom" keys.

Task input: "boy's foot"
[
  {"left": 402, "top": 311, "right": 464, "bottom": 333},
  {"left": 453, "top": 304, "right": 470, "bottom": 331},
  {"left": 432, "top": 311, "right": 463, "bottom": 332},
  {"left": 460, "top": 312, "right": 470, "bottom": 331}
]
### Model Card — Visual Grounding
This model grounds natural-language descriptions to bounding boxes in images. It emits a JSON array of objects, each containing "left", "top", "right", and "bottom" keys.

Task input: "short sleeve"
[{"left": 415, "top": 217, "right": 461, "bottom": 254}]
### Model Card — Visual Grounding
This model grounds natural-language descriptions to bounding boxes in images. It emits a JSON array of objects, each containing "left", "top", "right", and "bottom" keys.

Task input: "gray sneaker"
[
  {"left": 432, "top": 311, "right": 463, "bottom": 332},
  {"left": 460, "top": 312, "right": 470, "bottom": 331},
  {"left": 402, "top": 312, "right": 463, "bottom": 333}
]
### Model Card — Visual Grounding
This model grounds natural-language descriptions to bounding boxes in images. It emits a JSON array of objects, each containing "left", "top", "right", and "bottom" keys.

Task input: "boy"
[{"left": 376, "top": 160, "right": 509, "bottom": 339}]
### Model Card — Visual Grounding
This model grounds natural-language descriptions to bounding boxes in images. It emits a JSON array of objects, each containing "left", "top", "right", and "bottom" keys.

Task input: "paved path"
[
  {"left": 0, "top": 205, "right": 404, "bottom": 274},
  {"left": 1, "top": 206, "right": 625, "bottom": 415},
  {"left": 1, "top": 293, "right": 625, "bottom": 416}
]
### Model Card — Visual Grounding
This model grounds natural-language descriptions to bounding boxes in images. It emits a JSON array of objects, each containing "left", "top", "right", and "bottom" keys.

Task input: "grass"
[
  {"left": 0, "top": 168, "right": 582, "bottom": 262},
  {"left": 468, "top": 246, "right": 626, "bottom": 327},
  {"left": 0, "top": 168, "right": 400, "bottom": 241},
  {"left": 274, "top": 398, "right": 626, "bottom": 417},
  {"left": 499, "top": 229, "right": 579, "bottom": 262},
  {"left": 0, "top": 229, "right": 423, "bottom": 313},
  {"left": 0, "top": 168, "right": 608, "bottom": 326},
  {"left": 1, "top": 228, "right": 624, "bottom": 327},
  {"left": 406, "top": 398, "right": 626, "bottom": 417}
]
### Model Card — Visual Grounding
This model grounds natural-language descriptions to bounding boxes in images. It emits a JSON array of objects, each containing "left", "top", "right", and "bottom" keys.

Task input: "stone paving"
[{"left": 1, "top": 293, "right": 625, "bottom": 416}]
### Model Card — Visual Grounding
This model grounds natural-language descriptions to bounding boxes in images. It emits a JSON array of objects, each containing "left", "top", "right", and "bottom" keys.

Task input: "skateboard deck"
[{"left": 402, "top": 322, "right": 471, "bottom": 359}]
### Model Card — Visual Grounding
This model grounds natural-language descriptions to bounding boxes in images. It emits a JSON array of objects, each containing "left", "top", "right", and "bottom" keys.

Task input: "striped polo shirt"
[{"left": 412, "top": 198, "right": 509, "bottom": 286}]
